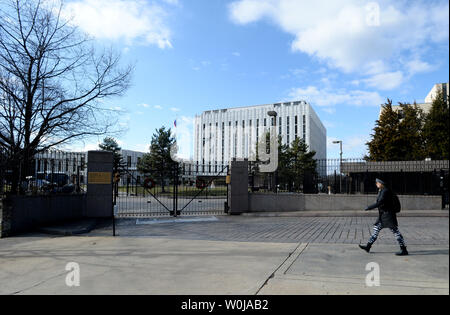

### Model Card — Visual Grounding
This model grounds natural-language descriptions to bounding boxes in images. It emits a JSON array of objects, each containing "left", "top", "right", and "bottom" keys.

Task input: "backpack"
[{"left": 392, "top": 193, "right": 401, "bottom": 213}]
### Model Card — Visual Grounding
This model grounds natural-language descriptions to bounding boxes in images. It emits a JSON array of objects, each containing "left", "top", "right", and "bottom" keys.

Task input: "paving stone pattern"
[{"left": 92, "top": 216, "right": 449, "bottom": 245}]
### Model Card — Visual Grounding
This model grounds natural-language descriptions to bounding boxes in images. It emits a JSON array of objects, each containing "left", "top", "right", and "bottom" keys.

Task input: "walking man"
[{"left": 359, "top": 178, "right": 408, "bottom": 256}]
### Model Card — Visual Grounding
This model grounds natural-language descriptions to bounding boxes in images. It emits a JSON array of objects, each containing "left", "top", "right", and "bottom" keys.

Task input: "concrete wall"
[
  {"left": 247, "top": 193, "right": 443, "bottom": 212},
  {"left": 0, "top": 151, "right": 114, "bottom": 237},
  {"left": 1, "top": 194, "right": 86, "bottom": 237},
  {"left": 249, "top": 194, "right": 305, "bottom": 212}
]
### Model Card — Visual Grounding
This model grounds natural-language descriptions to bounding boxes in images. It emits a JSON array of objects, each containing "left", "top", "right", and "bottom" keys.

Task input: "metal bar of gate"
[
  {"left": 172, "top": 165, "right": 178, "bottom": 217},
  {"left": 178, "top": 164, "right": 228, "bottom": 213},
  {"left": 121, "top": 168, "right": 172, "bottom": 213}
]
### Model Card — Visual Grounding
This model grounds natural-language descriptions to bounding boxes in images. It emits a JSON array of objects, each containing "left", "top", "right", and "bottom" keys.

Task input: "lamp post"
[
  {"left": 268, "top": 111, "right": 278, "bottom": 192},
  {"left": 333, "top": 140, "right": 343, "bottom": 193}
]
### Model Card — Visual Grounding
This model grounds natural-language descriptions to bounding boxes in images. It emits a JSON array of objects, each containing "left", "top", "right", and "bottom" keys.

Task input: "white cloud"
[
  {"left": 232, "top": 52, "right": 241, "bottom": 57},
  {"left": 170, "top": 107, "right": 181, "bottom": 112},
  {"left": 406, "top": 59, "right": 437, "bottom": 76},
  {"left": 67, "top": 140, "right": 101, "bottom": 152},
  {"left": 129, "top": 143, "right": 150, "bottom": 153},
  {"left": 322, "top": 108, "right": 336, "bottom": 115},
  {"left": 154, "top": 105, "right": 163, "bottom": 110},
  {"left": 138, "top": 103, "right": 150, "bottom": 108},
  {"left": 162, "top": 0, "right": 179, "bottom": 6},
  {"left": 288, "top": 86, "right": 384, "bottom": 108},
  {"left": 363, "top": 71, "right": 404, "bottom": 90},
  {"left": 229, "top": 0, "right": 449, "bottom": 82},
  {"left": 62, "top": 0, "right": 173, "bottom": 49}
]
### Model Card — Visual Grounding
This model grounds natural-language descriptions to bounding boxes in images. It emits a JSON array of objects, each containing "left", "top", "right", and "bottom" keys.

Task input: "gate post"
[
  {"left": 228, "top": 158, "right": 249, "bottom": 215},
  {"left": 85, "top": 151, "right": 113, "bottom": 218}
]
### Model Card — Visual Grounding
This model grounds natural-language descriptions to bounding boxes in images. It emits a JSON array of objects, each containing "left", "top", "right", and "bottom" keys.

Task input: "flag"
[{"left": 174, "top": 120, "right": 177, "bottom": 127}]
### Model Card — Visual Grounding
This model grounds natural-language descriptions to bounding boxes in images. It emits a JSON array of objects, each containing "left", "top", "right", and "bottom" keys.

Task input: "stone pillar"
[
  {"left": 228, "top": 159, "right": 249, "bottom": 215},
  {"left": 85, "top": 151, "right": 113, "bottom": 218},
  {"left": 0, "top": 197, "right": 12, "bottom": 238}
]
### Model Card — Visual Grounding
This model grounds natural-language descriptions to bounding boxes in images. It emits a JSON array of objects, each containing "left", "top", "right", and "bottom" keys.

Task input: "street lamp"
[
  {"left": 267, "top": 111, "right": 278, "bottom": 192},
  {"left": 333, "top": 140, "right": 343, "bottom": 193}
]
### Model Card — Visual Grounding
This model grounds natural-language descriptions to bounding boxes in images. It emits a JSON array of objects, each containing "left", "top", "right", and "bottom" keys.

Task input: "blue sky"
[{"left": 65, "top": 0, "right": 449, "bottom": 159}]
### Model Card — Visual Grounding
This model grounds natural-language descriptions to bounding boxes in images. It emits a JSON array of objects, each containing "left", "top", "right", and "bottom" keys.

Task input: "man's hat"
[{"left": 376, "top": 178, "right": 386, "bottom": 185}]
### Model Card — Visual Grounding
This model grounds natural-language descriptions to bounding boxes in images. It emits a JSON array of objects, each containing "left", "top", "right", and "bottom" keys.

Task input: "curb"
[{"left": 36, "top": 219, "right": 99, "bottom": 236}]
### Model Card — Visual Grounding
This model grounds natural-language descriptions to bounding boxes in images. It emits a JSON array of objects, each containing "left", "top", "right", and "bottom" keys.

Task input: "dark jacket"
[{"left": 366, "top": 187, "right": 398, "bottom": 229}]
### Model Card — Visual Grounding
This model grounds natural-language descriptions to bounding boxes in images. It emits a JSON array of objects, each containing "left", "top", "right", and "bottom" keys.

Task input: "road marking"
[{"left": 136, "top": 216, "right": 219, "bottom": 225}]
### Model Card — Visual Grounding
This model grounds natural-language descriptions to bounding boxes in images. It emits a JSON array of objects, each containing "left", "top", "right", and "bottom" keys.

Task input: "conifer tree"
[
  {"left": 277, "top": 137, "right": 317, "bottom": 191},
  {"left": 99, "top": 137, "right": 126, "bottom": 174},
  {"left": 397, "top": 102, "right": 426, "bottom": 160},
  {"left": 422, "top": 90, "right": 450, "bottom": 160},
  {"left": 137, "top": 127, "right": 177, "bottom": 192},
  {"left": 367, "top": 99, "right": 403, "bottom": 161}
]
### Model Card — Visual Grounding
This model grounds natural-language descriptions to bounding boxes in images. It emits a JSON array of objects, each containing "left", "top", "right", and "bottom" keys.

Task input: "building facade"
[
  {"left": 193, "top": 100, "right": 327, "bottom": 169},
  {"left": 34, "top": 150, "right": 87, "bottom": 184},
  {"left": 388, "top": 82, "right": 449, "bottom": 117},
  {"left": 425, "top": 82, "right": 449, "bottom": 104}
]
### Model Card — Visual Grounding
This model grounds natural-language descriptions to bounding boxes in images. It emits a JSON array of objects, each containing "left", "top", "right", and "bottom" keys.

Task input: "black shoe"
[
  {"left": 359, "top": 243, "right": 372, "bottom": 253},
  {"left": 396, "top": 246, "right": 408, "bottom": 256}
]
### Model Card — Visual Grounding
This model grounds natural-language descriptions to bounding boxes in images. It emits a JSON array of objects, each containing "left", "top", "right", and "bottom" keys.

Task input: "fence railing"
[
  {"left": 249, "top": 159, "right": 449, "bottom": 201},
  {"left": 1, "top": 150, "right": 87, "bottom": 195}
]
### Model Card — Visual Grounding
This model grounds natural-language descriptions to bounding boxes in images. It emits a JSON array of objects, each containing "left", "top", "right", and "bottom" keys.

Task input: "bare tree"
[{"left": 0, "top": 0, "right": 133, "bottom": 193}]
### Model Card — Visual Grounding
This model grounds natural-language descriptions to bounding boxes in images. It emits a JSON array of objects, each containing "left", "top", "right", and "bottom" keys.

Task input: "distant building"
[
  {"left": 425, "top": 82, "right": 449, "bottom": 104},
  {"left": 385, "top": 82, "right": 449, "bottom": 118},
  {"left": 193, "top": 100, "right": 327, "bottom": 171},
  {"left": 119, "top": 149, "right": 146, "bottom": 186}
]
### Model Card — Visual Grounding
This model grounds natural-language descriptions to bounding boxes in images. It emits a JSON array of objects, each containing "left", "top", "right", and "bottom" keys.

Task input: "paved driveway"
[
  {"left": 93, "top": 215, "right": 449, "bottom": 245},
  {"left": 0, "top": 215, "right": 448, "bottom": 295}
]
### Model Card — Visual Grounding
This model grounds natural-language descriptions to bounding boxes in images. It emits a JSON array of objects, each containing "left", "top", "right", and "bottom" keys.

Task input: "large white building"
[
  {"left": 425, "top": 82, "right": 449, "bottom": 104},
  {"left": 193, "top": 100, "right": 327, "bottom": 169},
  {"left": 387, "top": 82, "right": 449, "bottom": 117}
]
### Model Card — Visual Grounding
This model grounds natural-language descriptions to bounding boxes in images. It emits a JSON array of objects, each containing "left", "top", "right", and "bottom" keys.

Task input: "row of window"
[
  {"left": 199, "top": 115, "right": 307, "bottom": 162},
  {"left": 36, "top": 157, "right": 85, "bottom": 173}
]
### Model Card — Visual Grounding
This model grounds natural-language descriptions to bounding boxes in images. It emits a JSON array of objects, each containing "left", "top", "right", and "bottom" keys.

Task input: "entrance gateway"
[{"left": 113, "top": 163, "right": 229, "bottom": 218}]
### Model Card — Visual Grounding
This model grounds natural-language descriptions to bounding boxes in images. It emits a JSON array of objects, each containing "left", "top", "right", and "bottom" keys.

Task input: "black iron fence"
[
  {"left": 0, "top": 150, "right": 87, "bottom": 195},
  {"left": 249, "top": 159, "right": 449, "bottom": 206},
  {"left": 114, "top": 162, "right": 229, "bottom": 217}
]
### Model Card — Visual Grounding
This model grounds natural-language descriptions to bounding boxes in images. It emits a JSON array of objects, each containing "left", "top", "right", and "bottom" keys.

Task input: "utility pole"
[
  {"left": 333, "top": 140, "right": 343, "bottom": 193},
  {"left": 268, "top": 111, "right": 278, "bottom": 193}
]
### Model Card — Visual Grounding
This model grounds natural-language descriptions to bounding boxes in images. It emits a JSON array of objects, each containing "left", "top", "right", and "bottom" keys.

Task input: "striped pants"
[{"left": 368, "top": 222, "right": 406, "bottom": 247}]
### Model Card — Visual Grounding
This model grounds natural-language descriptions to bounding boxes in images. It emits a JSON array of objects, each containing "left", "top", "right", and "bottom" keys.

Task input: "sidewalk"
[
  {"left": 1, "top": 212, "right": 448, "bottom": 295},
  {"left": 0, "top": 234, "right": 448, "bottom": 295},
  {"left": 242, "top": 210, "right": 449, "bottom": 217}
]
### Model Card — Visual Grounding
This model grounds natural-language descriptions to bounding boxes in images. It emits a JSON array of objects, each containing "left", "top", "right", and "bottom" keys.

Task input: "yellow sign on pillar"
[
  {"left": 88, "top": 172, "right": 112, "bottom": 185},
  {"left": 226, "top": 175, "right": 231, "bottom": 184}
]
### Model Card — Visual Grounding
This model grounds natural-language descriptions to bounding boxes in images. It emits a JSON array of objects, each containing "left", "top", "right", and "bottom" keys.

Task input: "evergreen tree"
[
  {"left": 397, "top": 102, "right": 426, "bottom": 160},
  {"left": 367, "top": 99, "right": 403, "bottom": 161},
  {"left": 98, "top": 137, "right": 126, "bottom": 174},
  {"left": 278, "top": 137, "right": 317, "bottom": 191},
  {"left": 137, "top": 127, "right": 177, "bottom": 192},
  {"left": 422, "top": 90, "right": 450, "bottom": 160}
]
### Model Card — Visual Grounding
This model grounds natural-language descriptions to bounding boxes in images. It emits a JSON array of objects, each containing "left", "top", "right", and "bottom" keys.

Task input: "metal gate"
[{"left": 114, "top": 163, "right": 229, "bottom": 218}]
